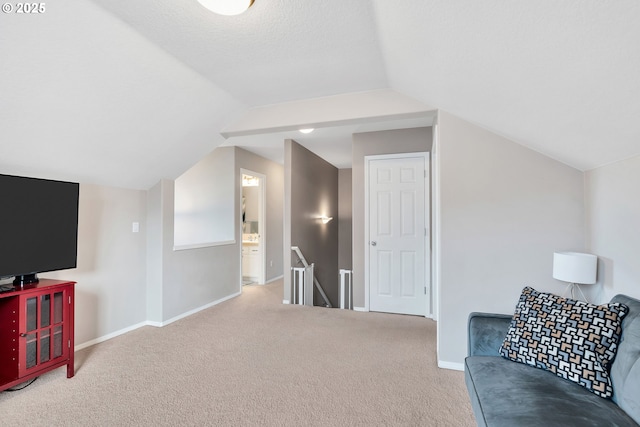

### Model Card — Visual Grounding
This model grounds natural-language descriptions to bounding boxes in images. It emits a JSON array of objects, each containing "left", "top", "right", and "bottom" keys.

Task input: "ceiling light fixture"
[
  {"left": 197, "top": 0, "right": 254, "bottom": 16},
  {"left": 299, "top": 128, "right": 314, "bottom": 134}
]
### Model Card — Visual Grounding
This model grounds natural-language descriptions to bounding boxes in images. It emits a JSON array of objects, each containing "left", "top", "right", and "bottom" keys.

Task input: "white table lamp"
[{"left": 553, "top": 251, "right": 597, "bottom": 302}]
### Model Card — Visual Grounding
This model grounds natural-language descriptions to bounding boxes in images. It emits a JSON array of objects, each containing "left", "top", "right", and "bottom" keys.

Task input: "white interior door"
[{"left": 368, "top": 154, "right": 429, "bottom": 316}]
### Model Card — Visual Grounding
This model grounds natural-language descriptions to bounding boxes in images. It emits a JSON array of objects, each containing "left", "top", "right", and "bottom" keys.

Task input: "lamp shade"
[{"left": 553, "top": 252, "right": 597, "bottom": 285}]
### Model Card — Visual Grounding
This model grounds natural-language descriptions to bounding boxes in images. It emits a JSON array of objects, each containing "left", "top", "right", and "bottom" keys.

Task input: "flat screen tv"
[{"left": 0, "top": 174, "right": 79, "bottom": 286}]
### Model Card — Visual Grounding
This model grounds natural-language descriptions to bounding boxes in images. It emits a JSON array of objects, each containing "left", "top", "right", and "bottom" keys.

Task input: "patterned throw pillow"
[{"left": 499, "top": 287, "right": 628, "bottom": 398}]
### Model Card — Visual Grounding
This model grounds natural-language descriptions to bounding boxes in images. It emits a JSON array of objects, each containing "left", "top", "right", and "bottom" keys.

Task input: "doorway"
[
  {"left": 365, "top": 153, "right": 430, "bottom": 316},
  {"left": 240, "top": 169, "right": 266, "bottom": 288}
]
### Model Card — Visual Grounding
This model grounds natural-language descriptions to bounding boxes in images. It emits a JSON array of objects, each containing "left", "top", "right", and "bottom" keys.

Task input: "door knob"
[{"left": 371, "top": 241, "right": 377, "bottom": 246}]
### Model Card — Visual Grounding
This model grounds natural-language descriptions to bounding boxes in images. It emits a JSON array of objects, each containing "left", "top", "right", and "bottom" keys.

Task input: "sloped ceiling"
[
  {"left": 1, "top": 0, "right": 639, "bottom": 189},
  {"left": 374, "top": 0, "right": 640, "bottom": 171}
]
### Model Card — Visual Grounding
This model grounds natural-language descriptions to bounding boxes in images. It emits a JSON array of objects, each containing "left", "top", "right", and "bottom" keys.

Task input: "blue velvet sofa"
[{"left": 465, "top": 294, "right": 640, "bottom": 427}]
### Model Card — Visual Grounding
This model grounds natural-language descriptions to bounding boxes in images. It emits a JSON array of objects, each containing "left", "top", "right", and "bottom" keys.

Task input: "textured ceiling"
[
  {"left": 1, "top": 0, "right": 639, "bottom": 189},
  {"left": 88, "top": 0, "right": 388, "bottom": 106}
]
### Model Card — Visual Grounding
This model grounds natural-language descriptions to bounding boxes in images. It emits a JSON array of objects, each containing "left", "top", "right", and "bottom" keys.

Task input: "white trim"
[
  {"left": 353, "top": 306, "right": 368, "bottom": 312},
  {"left": 424, "top": 152, "right": 431, "bottom": 318},
  {"left": 157, "top": 291, "right": 241, "bottom": 327},
  {"left": 432, "top": 120, "right": 443, "bottom": 361},
  {"left": 438, "top": 360, "right": 464, "bottom": 371},
  {"left": 432, "top": 123, "right": 441, "bottom": 322},
  {"left": 282, "top": 299, "right": 290, "bottom": 304},
  {"left": 145, "top": 320, "right": 163, "bottom": 328},
  {"left": 364, "top": 158, "right": 370, "bottom": 312},
  {"left": 364, "top": 152, "right": 430, "bottom": 317},
  {"left": 173, "top": 240, "right": 236, "bottom": 251},
  {"left": 74, "top": 291, "right": 241, "bottom": 352},
  {"left": 74, "top": 321, "right": 148, "bottom": 351},
  {"left": 267, "top": 274, "right": 284, "bottom": 284}
]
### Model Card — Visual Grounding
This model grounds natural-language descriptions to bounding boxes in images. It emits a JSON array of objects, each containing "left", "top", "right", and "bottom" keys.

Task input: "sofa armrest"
[{"left": 468, "top": 312, "right": 512, "bottom": 357}]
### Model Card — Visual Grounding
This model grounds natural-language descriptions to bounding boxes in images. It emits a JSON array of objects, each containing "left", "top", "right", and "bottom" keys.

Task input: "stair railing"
[
  {"left": 291, "top": 246, "right": 333, "bottom": 308},
  {"left": 339, "top": 269, "right": 353, "bottom": 309}
]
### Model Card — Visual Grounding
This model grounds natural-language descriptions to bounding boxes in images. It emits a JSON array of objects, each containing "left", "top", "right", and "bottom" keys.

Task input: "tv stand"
[
  {"left": 13, "top": 273, "right": 39, "bottom": 286},
  {"left": 0, "top": 279, "right": 75, "bottom": 392}
]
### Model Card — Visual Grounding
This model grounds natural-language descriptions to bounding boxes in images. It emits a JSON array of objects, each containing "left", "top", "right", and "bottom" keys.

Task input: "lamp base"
[{"left": 561, "top": 283, "right": 589, "bottom": 303}]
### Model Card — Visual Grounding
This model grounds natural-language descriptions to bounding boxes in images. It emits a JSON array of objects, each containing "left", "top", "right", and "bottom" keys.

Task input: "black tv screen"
[{"left": 0, "top": 174, "right": 79, "bottom": 285}]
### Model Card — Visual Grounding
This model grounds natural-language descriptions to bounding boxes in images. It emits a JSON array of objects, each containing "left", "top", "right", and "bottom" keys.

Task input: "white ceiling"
[{"left": 1, "top": 0, "right": 639, "bottom": 189}]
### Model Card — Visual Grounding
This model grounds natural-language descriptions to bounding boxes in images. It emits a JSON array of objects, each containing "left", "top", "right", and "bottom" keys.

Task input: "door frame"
[
  {"left": 239, "top": 168, "right": 267, "bottom": 290},
  {"left": 364, "top": 152, "right": 431, "bottom": 317}
]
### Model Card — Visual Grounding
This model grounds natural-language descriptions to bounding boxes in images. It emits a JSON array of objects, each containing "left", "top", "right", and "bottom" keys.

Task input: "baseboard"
[
  {"left": 267, "top": 275, "right": 284, "bottom": 284},
  {"left": 438, "top": 360, "right": 464, "bottom": 371},
  {"left": 145, "top": 320, "right": 163, "bottom": 328},
  {"left": 75, "top": 321, "right": 148, "bottom": 351},
  {"left": 354, "top": 306, "right": 368, "bottom": 312},
  {"left": 282, "top": 299, "right": 290, "bottom": 304},
  {"left": 153, "top": 291, "right": 241, "bottom": 327},
  {"left": 74, "top": 291, "right": 242, "bottom": 351}
]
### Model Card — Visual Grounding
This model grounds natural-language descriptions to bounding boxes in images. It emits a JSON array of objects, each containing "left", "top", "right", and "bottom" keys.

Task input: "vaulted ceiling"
[{"left": 1, "top": 0, "right": 638, "bottom": 189}]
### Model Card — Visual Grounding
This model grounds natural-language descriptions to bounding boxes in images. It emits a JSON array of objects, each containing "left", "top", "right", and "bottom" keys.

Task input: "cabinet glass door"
[
  {"left": 25, "top": 297, "right": 38, "bottom": 369},
  {"left": 20, "top": 290, "right": 67, "bottom": 376}
]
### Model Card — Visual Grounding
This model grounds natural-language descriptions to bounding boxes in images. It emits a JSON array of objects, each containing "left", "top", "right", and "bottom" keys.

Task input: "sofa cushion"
[
  {"left": 465, "top": 356, "right": 639, "bottom": 427},
  {"left": 499, "top": 287, "right": 628, "bottom": 398},
  {"left": 610, "top": 294, "right": 640, "bottom": 425}
]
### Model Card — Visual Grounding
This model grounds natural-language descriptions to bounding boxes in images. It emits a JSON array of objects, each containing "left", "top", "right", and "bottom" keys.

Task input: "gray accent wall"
[
  {"left": 352, "top": 127, "right": 433, "bottom": 308},
  {"left": 338, "top": 168, "right": 353, "bottom": 271},
  {"left": 436, "top": 111, "right": 585, "bottom": 366},
  {"left": 284, "top": 139, "right": 339, "bottom": 306},
  {"left": 586, "top": 155, "right": 640, "bottom": 303}
]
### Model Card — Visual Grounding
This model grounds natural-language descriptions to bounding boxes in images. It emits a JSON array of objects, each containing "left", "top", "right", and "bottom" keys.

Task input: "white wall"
[
  {"left": 147, "top": 148, "right": 241, "bottom": 323},
  {"left": 48, "top": 183, "right": 147, "bottom": 347},
  {"left": 586, "top": 155, "right": 640, "bottom": 302},
  {"left": 174, "top": 147, "right": 236, "bottom": 248},
  {"left": 146, "top": 181, "right": 164, "bottom": 324},
  {"left": 436, "top": 111, "right": 585, "bottom": 367},
  {"left": 147, "top": 146, "right": 284, "bottom": 324},
  {"left": 162, "top": 178, "right": 240, "bottom": 322},
  {"left": 17, "top": 149, "right": 280, "bottom": 348},
  {"left": 352, "top": 127, "right": 433, "bottom": 308}
]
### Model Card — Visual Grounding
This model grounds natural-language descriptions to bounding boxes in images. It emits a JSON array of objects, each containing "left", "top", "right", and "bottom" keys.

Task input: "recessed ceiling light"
[
  {"left": 299, "top": 128, "right": 314, "bottom": 134},
  {"left": 197, "top": 0, "right": 254, "bottom": 16}
]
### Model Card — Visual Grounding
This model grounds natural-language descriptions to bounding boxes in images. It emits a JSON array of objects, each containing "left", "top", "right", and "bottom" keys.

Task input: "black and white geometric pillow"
[{"left": 499, "top": 287, "right": 628, "bottom": 398}]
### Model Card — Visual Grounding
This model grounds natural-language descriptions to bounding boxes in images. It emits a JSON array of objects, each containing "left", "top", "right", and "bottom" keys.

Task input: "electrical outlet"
[{"left": 270, "top": 260, "right": 273, "bottom": 267}]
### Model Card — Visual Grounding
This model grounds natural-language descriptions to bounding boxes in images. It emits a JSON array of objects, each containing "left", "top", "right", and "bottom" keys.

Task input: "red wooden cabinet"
[{"left": 0, "top": 279, "right": 75, "bottom": 392}]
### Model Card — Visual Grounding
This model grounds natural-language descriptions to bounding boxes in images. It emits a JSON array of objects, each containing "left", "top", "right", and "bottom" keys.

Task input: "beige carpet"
[{"left": 0, "top": 280, "right": 475, "bottom": 426}]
